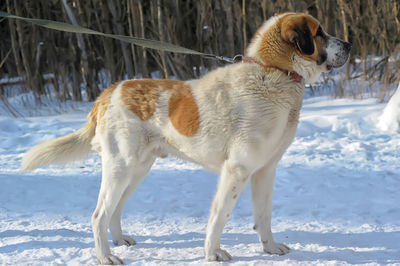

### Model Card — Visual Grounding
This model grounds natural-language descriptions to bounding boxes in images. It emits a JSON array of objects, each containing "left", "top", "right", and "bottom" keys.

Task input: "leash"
[
  {"left": 1, "top": 11, "right": 302, "bottom": 81},
  {"left": 0, "top": 11, "right": 237, "bottom": 64}
]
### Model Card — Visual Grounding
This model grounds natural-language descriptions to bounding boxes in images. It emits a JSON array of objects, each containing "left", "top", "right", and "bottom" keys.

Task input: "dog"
[{"left": 21, "top": 12, "right": 351, "bottom": 264}]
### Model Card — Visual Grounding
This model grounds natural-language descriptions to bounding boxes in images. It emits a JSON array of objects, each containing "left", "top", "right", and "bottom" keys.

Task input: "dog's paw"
[
  {"left": 206, "top": 248, "right": 233, "bottom": 261},
  {"left": 113, "top": 235, "right": 136, "bottom": 246},
  {"left": 98, "top": 254, "right": 124, "bottom": 265},
  {"left": 263, "top": 241, "right": 290, "bottom": 255}
]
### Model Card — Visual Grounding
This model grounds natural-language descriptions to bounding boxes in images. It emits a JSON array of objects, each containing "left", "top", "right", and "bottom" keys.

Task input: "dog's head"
[{"left": 246, "top": 13, "right": 351, "bottom": 82}]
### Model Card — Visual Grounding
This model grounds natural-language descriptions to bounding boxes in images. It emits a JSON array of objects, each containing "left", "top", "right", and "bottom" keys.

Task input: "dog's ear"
[{"left": 281, "top": 17, "right": 315, "bottom": 55}]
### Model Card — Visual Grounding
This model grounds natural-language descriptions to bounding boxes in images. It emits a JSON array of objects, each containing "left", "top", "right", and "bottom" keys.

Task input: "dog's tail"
[
  {"left": 20, "top": 84, "right": 117, "bottom": 172},
  {"left": 20, "top": 121, "right": 96, "bottom": 171}
]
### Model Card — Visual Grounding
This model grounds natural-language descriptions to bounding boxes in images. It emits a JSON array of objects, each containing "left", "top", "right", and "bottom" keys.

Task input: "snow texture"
[
  {"left": 0, "top": 95, "right": 399, "bottom": 265},
  {"left": 378, "top": 83, "right": 400, "bottom": 132}
]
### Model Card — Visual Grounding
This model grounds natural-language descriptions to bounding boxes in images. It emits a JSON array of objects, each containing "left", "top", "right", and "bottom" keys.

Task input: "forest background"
[{"left": 0, "top": 0, "right": 399, "bottom": 104}]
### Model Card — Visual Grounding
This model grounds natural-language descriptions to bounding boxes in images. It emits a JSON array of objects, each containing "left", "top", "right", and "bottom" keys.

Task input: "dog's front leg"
[
  {"left": 251, "top": 163, "right": 290, "bottom": 255},
  {"left": 205, "top": 161, "right": 250, "bottom": 261}
]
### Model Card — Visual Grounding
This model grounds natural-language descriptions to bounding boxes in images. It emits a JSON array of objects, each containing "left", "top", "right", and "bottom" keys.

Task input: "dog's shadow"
[
  {"left": 1, "top": 228, "right": 398, "bottom": 264},
  {"left": 129, "top": 230, "right": 400, "bottom": 264},
  {"left": 0, "top": 228, "right": 93, "bottom": 253},
  {"left": 233, "top": 230, "right": 400, "bottom": 264}
]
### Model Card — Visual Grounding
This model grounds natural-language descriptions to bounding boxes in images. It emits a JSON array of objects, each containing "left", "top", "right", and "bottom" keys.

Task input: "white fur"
[
  {"left": 20, "top": 125, "right": 94, "bottom": 171},
  {"left": 20, "top": 13, "right": 349, "bottom": 264},
  {"left": 292, "top": 54, "right": 325, "bottom": 83}
]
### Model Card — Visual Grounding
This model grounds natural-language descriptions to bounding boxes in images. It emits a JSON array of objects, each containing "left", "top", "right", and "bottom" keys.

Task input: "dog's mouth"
[{"left": 320, "top": 63, "right": 333, "bottom": 73}]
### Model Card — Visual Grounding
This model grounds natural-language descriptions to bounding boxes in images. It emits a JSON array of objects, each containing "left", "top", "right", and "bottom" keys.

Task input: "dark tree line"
[{"left": 0, "top": 0, "right": 399, "bottom": 102}]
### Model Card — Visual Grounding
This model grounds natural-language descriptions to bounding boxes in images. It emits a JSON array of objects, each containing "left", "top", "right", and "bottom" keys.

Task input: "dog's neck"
[{"left": 241, "top": 56, "right": 303, "bottom": 83}]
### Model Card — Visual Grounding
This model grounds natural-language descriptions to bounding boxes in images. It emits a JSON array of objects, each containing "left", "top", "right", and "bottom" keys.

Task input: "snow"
[
  {"left": 378, "top": 83, "right": 400, "bottom": 132},
  {"left": 0, "top": 94, "right": 399, "bottom": 265}
]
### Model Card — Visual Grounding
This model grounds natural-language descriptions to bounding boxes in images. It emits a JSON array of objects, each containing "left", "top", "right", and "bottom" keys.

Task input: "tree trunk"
[
  {"left": 6, "top": 0, "right": 25, "bottom": 89},
  {"left": 98, "top": 0, "right": 117, "bottom": 83},
  {"left": 14, "top": 0, "right": 39, "bottom": 102},
  {"left": 62, "top": 0, "right": 91, "bottom": 101},
  {"left": 127, "top": 0, "right": 138, "bottom": 76},
  {"left": 243, "top": 0, "right": 248, "bottom": 50},
  {"left": 107, "top": 0, "right": 135, "bottom": 78},
  {"left": 222, "top": 0, "right": 235, "bottom": 57},
  {"left": 338, "top": 0, "right": 350, "bottom": 81},
  {"left": 324, "top": 0, "right": 336, "bottom": 35},
  {"left": 137, "top": 0, "right": 149, "bottom": 78},
  {"left": 157, "top": 0, "right": 169, "bottom": 79},
  {"left": 338, "top": 0, "right": 349, "bottom": 42},
  {"left": 305, "top": 0, "right": 318, "bottom": 19}
]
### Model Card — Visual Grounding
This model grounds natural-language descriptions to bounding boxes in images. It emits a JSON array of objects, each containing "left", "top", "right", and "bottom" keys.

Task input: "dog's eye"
[{"left": 315, "top": 26, "right": 324, "bottom": 37}]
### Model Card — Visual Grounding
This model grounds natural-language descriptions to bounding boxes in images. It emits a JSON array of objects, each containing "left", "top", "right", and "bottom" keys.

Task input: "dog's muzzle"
[{"left": 326, "top": 37, "right": 352, "bottom": 69}]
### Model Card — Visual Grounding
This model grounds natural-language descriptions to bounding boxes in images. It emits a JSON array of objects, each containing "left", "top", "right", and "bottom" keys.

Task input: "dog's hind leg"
[
  {"left": 92, "top": 154, "right": 131, "bottom": 264},
  {"left": 91, "top": 127, "right": 150, "bottom": 264},
  {"left": 205, "top": 161, "right": 251, "bottom": 261},
  {"left": 109, "top": 156, "right": 155, "bottom": 247}
]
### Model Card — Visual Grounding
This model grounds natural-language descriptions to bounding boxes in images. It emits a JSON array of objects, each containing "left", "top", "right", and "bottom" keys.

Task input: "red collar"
[{"left": 241, "top": 56, "right": 303, "bottom": 83}]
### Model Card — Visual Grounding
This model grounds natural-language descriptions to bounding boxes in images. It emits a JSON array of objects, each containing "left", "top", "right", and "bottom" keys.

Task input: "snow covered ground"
[{"left": 0, "top": 94, "right": 399, "bottom": 265}]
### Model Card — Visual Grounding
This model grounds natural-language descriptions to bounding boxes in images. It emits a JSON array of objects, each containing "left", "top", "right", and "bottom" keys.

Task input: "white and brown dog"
[{"left": 21, "top": 12, "right": 351, "bottom": 264}]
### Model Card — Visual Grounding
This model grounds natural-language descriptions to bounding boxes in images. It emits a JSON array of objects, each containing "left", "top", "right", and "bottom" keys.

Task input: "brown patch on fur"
[
  {"left": 233, "top": 194, "right": 238, "bottom": 199},
  {"left": 121, "top": 79, "right": 185, "bottom": 121},
  {"left": 89, "top": 79, "right": 200, "bottom": 137},
  {"left": 280, "top": 14, "right": 321, "bottom": 62},
  {"left": 88, "top": 82, "right": 120, "bottom": 129},
  {"left": 254, "top": 13, "right": 322, "bottom": 72},
  {"left": 257, "top": 23, "right": 293, "bottom": 72},
  {"left": 168, "top": 85, "right": 200, "bottom": 137},
  {"left": 281, "top": 13, "right": 319, "bottom": 34},
  {"left": 280, "top": 14, "right": 319, "bottom": 43}
]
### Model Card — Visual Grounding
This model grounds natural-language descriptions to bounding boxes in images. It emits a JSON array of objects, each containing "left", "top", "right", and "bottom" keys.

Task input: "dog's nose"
[{"left": 344, "top": 42, "right": 352, "bottom": 52}]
